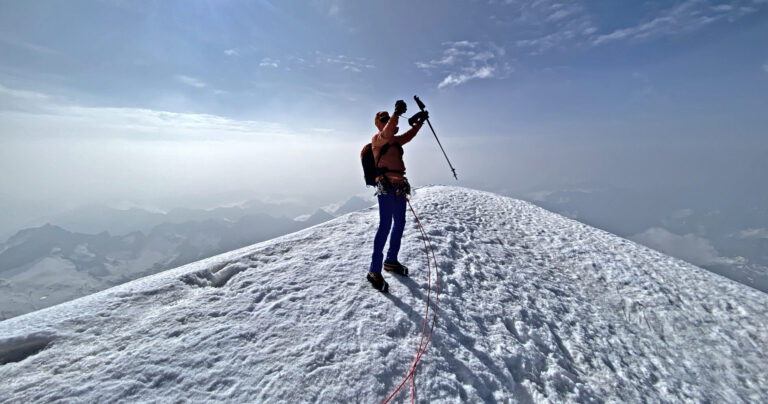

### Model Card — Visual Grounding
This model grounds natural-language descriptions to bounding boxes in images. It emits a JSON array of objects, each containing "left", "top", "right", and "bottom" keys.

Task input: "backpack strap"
[
  {"left": 375, "top": 143, "right": 390, "bottom": 168},
  {"left": 375, "top": 143, "right": 405, "bottom": 171}
]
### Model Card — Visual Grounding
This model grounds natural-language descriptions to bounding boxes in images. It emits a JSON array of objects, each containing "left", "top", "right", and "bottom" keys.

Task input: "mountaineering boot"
[
  {"left": 384, "top": 261, "right": 408, "bottom": 276},
  {"left": 367, "top": 271, "right": 389, "bottom": 293}
]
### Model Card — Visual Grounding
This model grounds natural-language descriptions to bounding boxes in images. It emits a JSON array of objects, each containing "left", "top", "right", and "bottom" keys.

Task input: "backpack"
[{"left": 360, "top": 142, "right": 404, "bottom": 186}]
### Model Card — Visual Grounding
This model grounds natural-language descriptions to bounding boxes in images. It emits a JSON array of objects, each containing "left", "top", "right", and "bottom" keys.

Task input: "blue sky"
[
  {"left": 3, "top": 0, "right": 766, "bottom": 129},
  {"left": 1, "top": 0, "right": 767, "bottom": 231}
]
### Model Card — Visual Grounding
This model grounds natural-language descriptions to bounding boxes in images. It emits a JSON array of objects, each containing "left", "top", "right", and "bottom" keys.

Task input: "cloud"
[
  {"left": 0, "top": 36, "right": 60, "bottom": 55},
  {"left": 499, "top": 1, "right": 596, "bottom": 54},
  {"left": 499, "top": 0, "right": 585, "bottom": 24},
  {"left": 631, "top": 227, "right": 743, "bottom": 267},
  {"left": 507, "top": 0, "right": 766, "bottom": 54},
  {"left": 593, "top": 3, "right": 698, "bottom": 45},
  {"left": 312, "top": 0, "right": 356, "bottom": 32},
  {"left": 416, "top": 41, "right": 478, "bottom": 69},
  {"left": 659, "top": 208, "right": 696, "bottom": 227},
  {"left": 314, "top": 53, "right": 374, "bottom": 72},
  {"left": 546, "top": 5, "right": 579, "bottom": 22},
  {"left": 438, "top": 66, "right": 496, "bottom": 88},
  {"left": 175, "top": 75, "right": 207, "bottom": 88},
  {"left": 0, "top": 84, "right": 52, "bottom": 102},
  {"left": 328, "top": 3, "right": 340, "bottom": 17},
  {"left": 253, "top": 53, "right": 372, "bottom": 73},
  {"left": 712, "top": 4, "right": 734, "bottom": 12},
  {"left": 0, "top": 84, "right": 294, "bottom": 141},
  {"left": 174, "top": 75, "right": 224, "bottom": 94},
  {"left": 224, "top": 49, "right": 239, "bottom": 57},
  {"left": 593, "top": 0, "right": 764, "bottom": 46},
  {"left": 763, "top": 63, "right": 768, "bottom": 73},
  {"left": 417, "top": 41, "right": 510, "bottom": 88},
  {"left": 516, "top": 26, "right": 590, "bottom": 54},
  {"left": 259, "top": 58, "right": 279, "bottom": 68},
  {"left": 670, "top": 208, "right": 694, "bottom": 219},
  {"left": 0, "top": 83, "right": 64, "bottom": 114},
  {"left": 736, "top": 228, "right": 768, "bottom": 239}
]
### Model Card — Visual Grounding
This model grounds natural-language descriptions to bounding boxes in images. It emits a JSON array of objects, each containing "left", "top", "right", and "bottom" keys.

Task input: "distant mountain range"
[
  {"left": 0, "top": 195, "right": 374, "bottom": 320},
  {"left": 14, "top": 198, "right": 317, "bottom": 238}
]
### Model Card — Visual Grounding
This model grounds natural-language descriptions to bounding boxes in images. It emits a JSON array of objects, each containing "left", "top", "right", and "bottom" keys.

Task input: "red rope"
[{"left": 382, "top": 196, "right": 440, "bottom": 404}]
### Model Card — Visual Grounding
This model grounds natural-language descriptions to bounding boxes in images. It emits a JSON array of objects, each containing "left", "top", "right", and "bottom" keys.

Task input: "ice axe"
[{"left": 414, "top": 95, "right": 458, "bottom": 180}]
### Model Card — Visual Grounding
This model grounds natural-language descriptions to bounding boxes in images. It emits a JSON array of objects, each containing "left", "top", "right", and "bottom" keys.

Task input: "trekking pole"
[{"left": 414, "top": 95, "right": 458, "bottom": 180}]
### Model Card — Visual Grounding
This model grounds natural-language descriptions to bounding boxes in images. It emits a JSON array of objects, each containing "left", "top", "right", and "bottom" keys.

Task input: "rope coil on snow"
[{"left": 382, "top": 197, "right": 440, "bottom": 404}]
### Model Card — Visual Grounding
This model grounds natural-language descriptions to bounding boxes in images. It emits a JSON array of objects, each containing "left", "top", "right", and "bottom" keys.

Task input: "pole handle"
[{"left": 414, "top": 95, "right": 426, "bottom": 112}]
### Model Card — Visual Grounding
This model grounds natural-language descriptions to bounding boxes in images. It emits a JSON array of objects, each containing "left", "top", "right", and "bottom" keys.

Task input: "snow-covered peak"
[{"left": 1, "top": 186, "right": 766, "bottom": 402}]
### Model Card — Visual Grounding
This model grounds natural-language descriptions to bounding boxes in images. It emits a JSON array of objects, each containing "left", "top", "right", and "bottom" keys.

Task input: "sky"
[{"left": 1, "top": 0, "right": 767, "bottom": 236}]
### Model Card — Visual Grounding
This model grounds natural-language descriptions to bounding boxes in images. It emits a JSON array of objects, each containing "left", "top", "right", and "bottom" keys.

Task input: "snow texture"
[{"left": 1, "top": 186, "right": 766, "bottom": 402}]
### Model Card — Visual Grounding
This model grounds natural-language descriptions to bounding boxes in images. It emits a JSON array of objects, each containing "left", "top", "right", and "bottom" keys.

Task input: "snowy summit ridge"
[{"left": 1, "top": 186, "right": 767, "bottom": 402}]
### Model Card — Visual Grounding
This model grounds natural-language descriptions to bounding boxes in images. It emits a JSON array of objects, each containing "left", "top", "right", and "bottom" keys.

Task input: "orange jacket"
[{"left": 371, "top": 114, "right": 423, "bottom": 183}]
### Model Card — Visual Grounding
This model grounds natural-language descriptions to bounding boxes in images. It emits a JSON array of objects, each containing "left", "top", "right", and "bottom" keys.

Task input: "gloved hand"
[
  {"left": 394, "top": 100, "right": 407, "bottom": 116},
  {"left": 408, "top": 110, "right": 429, "bottom": 127}
]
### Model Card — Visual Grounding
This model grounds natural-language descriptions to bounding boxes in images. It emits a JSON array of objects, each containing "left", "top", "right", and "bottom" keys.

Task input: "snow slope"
[{"left": 1, "top": 186, "right": 766, "bottom": 402}]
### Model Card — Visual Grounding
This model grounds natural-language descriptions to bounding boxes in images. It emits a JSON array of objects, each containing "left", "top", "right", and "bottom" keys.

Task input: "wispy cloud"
[
  {"left": 259, "top": 57, "right": 280, "bottom": 68},
  {"left": 501, "top": 0, "right": 596, "bottom": 55},
  {"left": 314, "top": 53, "right": 374, "bottom": 72},
  {"left": 516, "top": 24, "right": 594, "bottom": 54},
  {"left": 416, "top": 41, "right": 479, "bottom": 69},
  {"left": 252, "top": 52, "right": 372, "bottom": 73},
  {"left": 0, "top": 84, "right": 52, "bottom": 102},
  {"left": 328, "top": 3, "right": 340, "bottom": 17},
  {"left": 0, "top": 83, "right": 57, "bottom": 114},
  {"left": 546, "top": 3, "right": 581, "bottom": 21},
  {"left": 763, "top": 63, "right": 768, "bottom": 73},
  {"left": 175, "top": 75, "right": 207, "bottom": 88},
  {"left": 0, "top": 84, "right": 294, "bottom": 140},
  {"left": 609, "top": 0, "right": 764, "bottom": 43},
  {"left": 593, "top": 0, "right": 723, "bottom": 45},
  {"left": 438, "top": 66, "right": 496, "bottom": 89},
  {"left": 508, "top": 0, "right": 766, "bottom": 54},
  {"left": 735, "top": 228, "right": 768, "bottom": 239},
  {"left": 417, "top": 41, "right": 510, "bottom": 88},
  {"left": 224, "top": 49, "right": 239, "bottom": 57},
  {"left": 311, "top": 0, "right": 358, "bottom": 33},
  {"left": 499, "top": 0, "right": 585, "bottom": 24},
  {"left": 0, "top": 36, "right": 61, "bottom": 55}
]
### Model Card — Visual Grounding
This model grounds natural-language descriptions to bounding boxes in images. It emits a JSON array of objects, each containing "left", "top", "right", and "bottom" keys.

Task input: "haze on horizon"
[{"left": 1, "top": 1, "right": 767, "bottom": 274}]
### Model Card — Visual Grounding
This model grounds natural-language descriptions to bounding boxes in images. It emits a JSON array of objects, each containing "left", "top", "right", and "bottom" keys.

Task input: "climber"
[{"left": 366, "top": 99, "right": 428, "bottom": 292}]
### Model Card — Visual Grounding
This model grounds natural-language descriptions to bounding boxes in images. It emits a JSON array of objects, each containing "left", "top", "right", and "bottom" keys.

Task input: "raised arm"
[
  {"left": 374, "top": 100, "right": 408, "bottom": 145},
  {"left": 395, "top": 110, "right": 428, "bottom": 145},
  {"left": 394, "top": 122, "right": 422, "bottom": 146},
  {"left": 379, "top": 114, "right": 399, "bottom": 141}
]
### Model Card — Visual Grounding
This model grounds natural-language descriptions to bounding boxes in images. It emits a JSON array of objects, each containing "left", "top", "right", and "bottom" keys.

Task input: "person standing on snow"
[{"left": 367, "top": 99, "right": 428, "bottom": 292}]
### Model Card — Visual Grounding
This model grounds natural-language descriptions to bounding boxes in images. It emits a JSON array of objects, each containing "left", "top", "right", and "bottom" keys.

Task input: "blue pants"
[{"left": 369, "top": 183, "right": 407, "bottom": 273}]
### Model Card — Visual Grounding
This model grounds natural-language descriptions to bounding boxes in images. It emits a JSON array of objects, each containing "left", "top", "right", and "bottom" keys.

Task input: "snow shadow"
[
  {"left": 0, "top": 332, "right": 55, "bottom": 365},
  {"left": 180, "top": 262, "right": 250, "bottom": 288}
]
